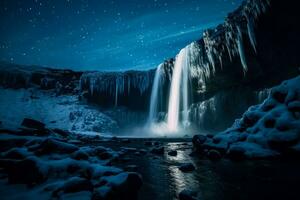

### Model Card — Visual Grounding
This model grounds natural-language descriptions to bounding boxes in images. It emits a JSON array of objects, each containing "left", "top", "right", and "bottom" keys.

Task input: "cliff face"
[
  {"left": 191, "top": 0, "right": 300, "bottom": 131},
  {"left": 190, "top": 0, "right": 299, "bottom": 101},
  {"left": 149, "top": 0, "right": 300, "bottom": 131},
  {"left": 79, "top": 70, "right": 155, "bottom": 110},
  {"left": 78, "top": 59, "right": 174, "bottom": 111}
]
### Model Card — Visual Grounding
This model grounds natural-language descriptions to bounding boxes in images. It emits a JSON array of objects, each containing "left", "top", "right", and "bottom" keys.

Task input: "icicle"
[
  {"left": 127, "top": 77, "right": 130, "bottom": 95},
  {"left": 256, "top": 88, "right": 270, "bottom": 103},
  {"left": 80, "top": 70, "right": 153, "bottom": 104},
  {"left": 245, "top": 13, "right": 257, "bottom": 53},
  {"left": 226, "top": 44, "right": 233, "bottom": 61},
  {"left": 115, "top": 80, "right": 118, "bottom": 107},
  {"left": 203, "top": 31, "right": 216, "bottom": 73},
  {"left": 90, "top": 78, "right": 94, "bottom": 96},
  {"left": 218, "top": 55, "right": 223, "bottom": 69},
  {"left": 236, "top": 25, "right": 248, "bottom": 74}
]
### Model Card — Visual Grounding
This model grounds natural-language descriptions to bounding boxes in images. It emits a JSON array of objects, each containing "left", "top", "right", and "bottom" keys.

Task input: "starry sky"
[{"left": 0, "top": 0, "right": 242, "bottom": 71}]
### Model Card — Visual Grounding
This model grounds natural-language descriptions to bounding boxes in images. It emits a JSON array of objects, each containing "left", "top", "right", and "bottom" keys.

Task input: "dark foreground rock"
[
  {"left": 178, "top": 189, "right": 201, "bottom": 200},
  {"left": 179, "top": 163, "right": 195, "bottom": 172},
  {"left": 0, "top": 125, "right": 143, "bottom": 200},
  {"left": 168, "top": 150, "right": 178, "bottom": 156},
  {"left": 150, "top": 146, "right": 164, "bottom": 155},
  {"left": 207, "top": 149, "right": 222, "bottom": 160},
  {"left": 21, "top": 118, "right": 46, "bottom": 130},
  {"left": 93, "top": 172, "right": 142, "bottom": 200}
]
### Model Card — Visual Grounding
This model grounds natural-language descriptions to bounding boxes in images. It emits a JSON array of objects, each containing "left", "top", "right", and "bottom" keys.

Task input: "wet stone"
[
  {"left": 150, "top": 146, "right": 164, "bottom": 155},
  {"left": 21, "top": 118, "right": 45, "bottom": 130},
  {"left": 207, "top": 149, "right": 222, "bottom": 160},
  {"left": 144, "top": 141, "right": 153, "bottom": 146},
  {"left": 179, "top": 163, "right": 195, "bottom": 172},
  {"left": 178, "top": 189, "right": 199, "bottom": 200},
  {"left": 168, "top": 150, "right": 177, "bottom": 156}
]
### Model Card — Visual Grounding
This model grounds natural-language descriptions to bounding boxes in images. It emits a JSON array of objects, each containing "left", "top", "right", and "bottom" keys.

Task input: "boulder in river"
[
  {"left": 179, "top": 163, "right": 195, "bottom": 172},
  {"left": 21, "top": 118, "right": 45, "bottom": 130}
]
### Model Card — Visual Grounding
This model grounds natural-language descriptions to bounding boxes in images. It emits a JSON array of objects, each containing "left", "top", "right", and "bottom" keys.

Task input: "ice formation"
[
  {"left": 189, "top": 97, "right": 217, "bottom": 130},
  {"left": 236, "top": 25, "right": 248, "bottom": 73},
  {"left": 80, "top": 70, "right": 154, "bottom": 106},
  {"left": 255, "top": 88, "right": 271, "bottom": 103}
]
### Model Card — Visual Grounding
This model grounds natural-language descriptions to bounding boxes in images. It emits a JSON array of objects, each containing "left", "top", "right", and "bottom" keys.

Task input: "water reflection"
[{"left": 165, "top": 143, "right": 200, "bottom": 199}]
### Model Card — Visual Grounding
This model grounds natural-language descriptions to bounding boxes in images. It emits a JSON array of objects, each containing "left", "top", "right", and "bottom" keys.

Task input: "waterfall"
[
  {"left": 148, "top": 64, "right": 163, "bottom": 123},
  {"left": 167, "top": 45, "right": 190, "bottom": 131},
  {"left": 182, "top": 54, "right": 189, "bottom": 127}
]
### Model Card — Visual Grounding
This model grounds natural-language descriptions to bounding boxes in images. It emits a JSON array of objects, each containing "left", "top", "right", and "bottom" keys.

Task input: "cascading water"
[
  {"left": 167, "top": 45, "right": 190, "bottom": 132},
  {"left": 142, "top": 0, "right": 269, "bottom": 135},
  {"left": 182, "top": 52, "right": 189, "bottom": 128},
  {"left": 148, "top": 64, "right": 163, "bottom": 124}
]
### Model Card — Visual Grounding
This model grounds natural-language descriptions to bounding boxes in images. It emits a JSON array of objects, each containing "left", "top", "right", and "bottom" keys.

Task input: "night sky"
[{"left": 0, "top": 0, "right": 242, "bottom": 71}]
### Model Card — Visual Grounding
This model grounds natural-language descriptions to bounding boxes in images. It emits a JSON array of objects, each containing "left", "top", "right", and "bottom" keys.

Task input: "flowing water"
[
  {"left": 148, "top": 64, "right": 163, "bottom": 124},
  {"left": 167, "top": 46, "right": 190, "bottom": 132},
  {"left": 92, "top": 138, "right": 300, "bottom": 200}
]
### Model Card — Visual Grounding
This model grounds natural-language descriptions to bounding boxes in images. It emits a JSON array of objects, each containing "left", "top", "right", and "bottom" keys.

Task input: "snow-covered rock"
[
  {"left": 0, "top": 127, "right": 143, "bottom": 199},
  {"left": 193, "top": 75, "right": 300, "bottom": 159}
]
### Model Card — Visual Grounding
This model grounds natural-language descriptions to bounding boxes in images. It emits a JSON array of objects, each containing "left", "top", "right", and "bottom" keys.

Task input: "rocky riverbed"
[{"left": 1, "top": 119, "right": 300, "bottom": 200}]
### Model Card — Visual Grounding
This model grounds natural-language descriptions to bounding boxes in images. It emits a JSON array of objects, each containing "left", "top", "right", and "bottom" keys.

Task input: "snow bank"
[
  {"left": 0, "top": 88, "right": 118, "bottom": 133},
  {"left": 193, "top": 75, "right": 300, "bottom": 159}
]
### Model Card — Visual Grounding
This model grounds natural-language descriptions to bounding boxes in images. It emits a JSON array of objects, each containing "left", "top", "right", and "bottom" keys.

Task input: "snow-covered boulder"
[
  {"left": 0, "top": 127, "right": 143, "bottom": 199},
  {"left": 93, "top": 172, "right": 142, "bottom": 200},
  {"left": 193, "top": 75, "right": 300, "bottom": 159}
]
